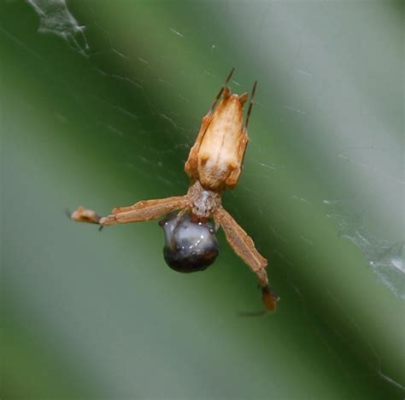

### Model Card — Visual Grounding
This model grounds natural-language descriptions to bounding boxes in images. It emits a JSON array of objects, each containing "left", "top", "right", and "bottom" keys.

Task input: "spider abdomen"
[{"left": 185, "top": 93, "right": 249, "bottom": 191}]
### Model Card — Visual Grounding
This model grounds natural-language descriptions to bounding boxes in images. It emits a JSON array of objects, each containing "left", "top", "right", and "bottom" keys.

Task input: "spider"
[{"left": 70, "top": 69, "right": 279, "bottom": 311}]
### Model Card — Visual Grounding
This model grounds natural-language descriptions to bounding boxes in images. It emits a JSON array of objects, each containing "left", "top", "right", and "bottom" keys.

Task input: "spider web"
[{"left": 2, "top": 0, "right": 404, "bottom": 398}]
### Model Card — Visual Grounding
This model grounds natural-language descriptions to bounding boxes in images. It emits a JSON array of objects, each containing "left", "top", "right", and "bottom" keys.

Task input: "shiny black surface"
[{"left": 160, "top": 213, "right": 219, "bottom": 273}]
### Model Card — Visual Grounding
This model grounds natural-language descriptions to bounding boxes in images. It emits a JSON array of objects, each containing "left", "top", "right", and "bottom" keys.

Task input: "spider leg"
[
  {"left": 70, "top": 196, "right": 189, "bottom": 227},
  {"left": 70, "top": 206, "right": 102, "bottom": 224},
  {"left": 100, "top": 196, "right": 189, "bottom": 226},
  {"left": 214, "top": 206, "right": 278, "bottom": 311},
  {"left": 214, "top": 206, "right": 267, "bottom": 282}
]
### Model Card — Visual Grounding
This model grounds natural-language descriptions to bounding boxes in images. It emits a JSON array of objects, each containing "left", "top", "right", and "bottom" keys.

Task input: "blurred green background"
[{"left": 1, "top": 1, "right": 404, "bottom": 399}]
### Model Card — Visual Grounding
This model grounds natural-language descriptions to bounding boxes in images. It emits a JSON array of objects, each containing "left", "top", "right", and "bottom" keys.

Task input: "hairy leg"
[
  {"left": 71, "top": 196, "right": 189, "bottom": 227},
  {"left": 70, "top": 207, "right": 102, "bottom": 224},
  {"left": 214, "top": 206, "right": 278, "bottom": 311}
]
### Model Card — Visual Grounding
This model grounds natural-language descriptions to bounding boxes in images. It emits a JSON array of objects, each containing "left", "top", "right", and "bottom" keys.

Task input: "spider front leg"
[
  {"left": 214, "top": 206, "right": 279, "bottom": 311},
  {"left": 71, "top": 196, "right": 189, "bottom": 227},
  {"left": 70, "top": 207, "right": 102, "bottom": 224}
]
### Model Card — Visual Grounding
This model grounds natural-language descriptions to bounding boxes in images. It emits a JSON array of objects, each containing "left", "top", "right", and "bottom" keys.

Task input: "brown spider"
[{"left": 71, "top": 69, "right": 279, "bottom": 311}]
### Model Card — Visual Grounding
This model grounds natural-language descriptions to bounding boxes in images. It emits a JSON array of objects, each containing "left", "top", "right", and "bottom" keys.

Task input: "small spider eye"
[{"left": 159, "top": 213, "right": 219, "bottom": 273}]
